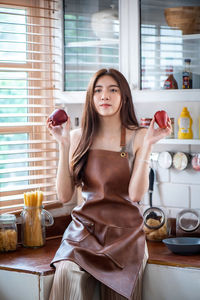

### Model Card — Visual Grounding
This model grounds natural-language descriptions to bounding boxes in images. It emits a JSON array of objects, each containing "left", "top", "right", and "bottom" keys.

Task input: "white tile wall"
[
  {"left": 191, "top": 185, "right": 200, "bottom": 209},
  {"left": 170, "top": 168, "right": 200, "bottom": 184},
  {"left": 153, "top": 183, "right": 189, "bottom": 208},
  {"left": 150, "top": 126, "right": 200, "bottom": 214}
]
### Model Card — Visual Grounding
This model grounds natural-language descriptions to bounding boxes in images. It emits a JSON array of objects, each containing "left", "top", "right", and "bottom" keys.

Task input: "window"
[
  {"left": 0, "top": 0, "right": 60, "bottom": 212},
  {"left": 63, "top": 0, "right": 119, "bottom": 91}
]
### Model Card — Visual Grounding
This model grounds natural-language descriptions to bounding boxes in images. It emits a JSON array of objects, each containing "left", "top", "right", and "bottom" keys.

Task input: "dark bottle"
[
  {"left": 182, "top": 58, "right": 192, "bottom": 89},
  {"left": 163, "top": 66, "right": 178, "bottom": 89}
]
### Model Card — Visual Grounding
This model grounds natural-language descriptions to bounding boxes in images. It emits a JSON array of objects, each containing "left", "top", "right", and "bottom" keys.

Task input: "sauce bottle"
[
  {"left": 164, "top": 66, "right": 178, "bottom": 89},
  {"left": 182, "top": 59, "right": 192, "bottom": 89},
  {"left": 178, "top": 107, "right": 193, "bottom": 139}
]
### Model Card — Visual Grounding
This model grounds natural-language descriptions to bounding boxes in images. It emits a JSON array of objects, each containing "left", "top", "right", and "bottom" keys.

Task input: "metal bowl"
[{"left": 163, "top": 237, "right": 200, "bottom": 255}]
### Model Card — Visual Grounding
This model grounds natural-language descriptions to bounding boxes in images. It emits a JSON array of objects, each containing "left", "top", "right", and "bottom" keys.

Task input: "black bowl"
[{"left": 163, "top": 237, "right": 200, "bottom": 255}]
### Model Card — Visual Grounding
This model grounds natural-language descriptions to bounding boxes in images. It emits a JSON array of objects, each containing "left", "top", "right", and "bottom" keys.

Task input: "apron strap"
[{"left": 120, "top": 126, "right": 126, "bottom": 147}]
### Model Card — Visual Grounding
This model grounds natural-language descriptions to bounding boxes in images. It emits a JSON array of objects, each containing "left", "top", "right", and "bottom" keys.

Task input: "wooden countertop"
[
  {"left": 0, "top": 238, "right": 61, "bottom": 276},
  {"left": 147, "top": 240, "right": 200, "bottom": 269},
  {"left": 1, "top": 239, "right": 200, "bottom": 276}
]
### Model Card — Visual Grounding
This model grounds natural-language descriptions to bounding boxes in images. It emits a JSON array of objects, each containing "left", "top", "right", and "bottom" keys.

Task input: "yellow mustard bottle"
[{"left": 178, "top": 107, "right": 193, "bottom": 139}]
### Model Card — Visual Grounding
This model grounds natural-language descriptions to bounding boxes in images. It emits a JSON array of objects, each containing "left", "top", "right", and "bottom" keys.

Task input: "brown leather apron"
[{"left": 51, "top": 128, "right": 145, "bottom": 299}]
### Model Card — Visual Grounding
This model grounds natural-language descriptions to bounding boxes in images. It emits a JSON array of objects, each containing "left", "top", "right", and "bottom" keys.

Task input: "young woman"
[{"left": 47, "top": 68, "right": 171, "bottom": 300}]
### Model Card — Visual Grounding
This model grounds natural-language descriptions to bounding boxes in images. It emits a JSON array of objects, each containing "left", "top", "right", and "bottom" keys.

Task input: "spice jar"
[
  {"left": 165, "top": 118, "right": 174, "bottom": 139},
  {"left": 21, "top": 206, "right": 54, "bottom": 248},
  {"left": 143, "top": 207, "right": 168, "bottom": 242},
  {"left": 158, "top": 151, "right": 173, "bottom": 169},
  {"left": 0, "top": 214, "right": 17, "bottom": 252},
  {"left": 173, "top": 152, "right": 190, "bottom": 171},
  {"left": 140, "top": 118, "right": 152, "bottom": 128},
  {"left": 191, "top": 154, "right": 200, "bottom": 171}
]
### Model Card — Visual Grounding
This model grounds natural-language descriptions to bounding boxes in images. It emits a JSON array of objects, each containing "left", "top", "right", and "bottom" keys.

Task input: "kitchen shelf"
[
  {"left": 157, "top": 139, "right": 200, "bottom": 145},
  {"left": 183, "top": 34, "right": 200, "bottom": 40},
  {"left": 68, "top": 38, "right": 119, "bottom": 47},
  {"left": 132, "top": 89, "right": 200, "bottom": 103}
]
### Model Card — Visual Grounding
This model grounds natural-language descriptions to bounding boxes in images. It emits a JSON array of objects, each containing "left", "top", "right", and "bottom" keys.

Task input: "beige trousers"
[{"left": 49, "top": 244, "right": 148, "bottom": 300}]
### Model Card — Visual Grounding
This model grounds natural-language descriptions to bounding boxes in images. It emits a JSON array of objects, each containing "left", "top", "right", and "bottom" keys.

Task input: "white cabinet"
[
  {"left": 60, "top": 0, "right": 200, "bottom": 105},
  {"left": 143, "top": 263, "right": 200, "bottom": 300},
  {"left": 0, "top": 269, "right": 54, "bottom": 300},
  {"left": 120, "top": 0, "right": 200, "bottom": 103},
  {"left": 60, "top": 0, "right": 200, "bottom": 135}
]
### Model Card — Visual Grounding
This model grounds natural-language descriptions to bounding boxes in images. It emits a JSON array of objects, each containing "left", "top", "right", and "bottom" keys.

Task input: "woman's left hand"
[{"left": 144, "top": 117, "right": 172, "bottom": 146}]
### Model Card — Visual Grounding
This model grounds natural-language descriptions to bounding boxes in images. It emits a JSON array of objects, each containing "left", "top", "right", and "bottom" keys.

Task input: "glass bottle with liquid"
[
  {"left": 163, "top": 66, "right": 178, "bottom": 89},
  {"left": 182, "top": 59, "right": 192, "bottom": 89}
]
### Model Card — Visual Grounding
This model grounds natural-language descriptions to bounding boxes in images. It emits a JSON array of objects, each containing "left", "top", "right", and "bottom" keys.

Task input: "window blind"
[{"left": 0, "top": 0, "right": 61, "bottom": 212}]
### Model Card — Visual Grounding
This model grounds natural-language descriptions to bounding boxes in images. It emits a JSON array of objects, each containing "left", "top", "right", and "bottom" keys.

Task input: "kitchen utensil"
[
  {"left": 163, "top": 237, "right": 200, "bottom": 255},
  {"left": 149, "top": 168, "right": 154, "bottom": 207},
  {"left": 143, "top": 168, "right": 165, "bottom": 229}
]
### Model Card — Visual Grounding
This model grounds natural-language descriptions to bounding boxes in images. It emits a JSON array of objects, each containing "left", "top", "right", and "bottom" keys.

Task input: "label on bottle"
[
  {"left": 164, "top": 75, "right": 178, "bottom": 89},
  {"left": 180, "top": 117, "right": 190, "bottom": 133},
  {"left": 182, "top": 71, "right": 190, "bottom": 88},
  {"left": 164, "top": 79, "right": 172, "bottom": 89},
  {"left": 182, "top": 72, "right": 192, "bottom": 89}
]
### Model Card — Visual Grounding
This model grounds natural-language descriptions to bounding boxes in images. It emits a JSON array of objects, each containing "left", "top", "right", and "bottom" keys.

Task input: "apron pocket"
[
  {"left": 64, "top": 220, "right": 90, "bottom": 242},
  {"left": 105, "top": 225, "right": 133, "bottom": 245},
  {"left": 103, "top": 226, "right": 134, "bottom": 268}
]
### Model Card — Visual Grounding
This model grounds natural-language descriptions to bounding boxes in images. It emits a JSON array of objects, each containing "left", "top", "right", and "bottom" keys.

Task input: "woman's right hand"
[
  {"left": 46, "top": 117, "right": 71, "bottom": 147},
  {"left": 143, "top": 117, "right": 172, "bottom": 146}
]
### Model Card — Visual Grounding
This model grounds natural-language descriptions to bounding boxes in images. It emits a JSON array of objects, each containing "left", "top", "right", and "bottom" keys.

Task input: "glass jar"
[
  {"left": 0, "top": 214, "right": 17, "bottom": 252},
  {"left": 176, "top": 209, "right": 200, "bottom": 237},
  {"left": 165, "top": 118, "right": 174, "bottom": 139},
  {"left": 140, "top": 118, "right": 152, "bottom": 128},
  {"left": 21, "top": 206, "right": 54, "bottom": 248},
  {"left": 143, "top": 207, "right": 168, "bottom": 242}
]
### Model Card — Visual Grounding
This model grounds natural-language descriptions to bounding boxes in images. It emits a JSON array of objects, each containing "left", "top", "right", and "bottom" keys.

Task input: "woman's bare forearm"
[
  {"left": 128, "top": 118, "right": 171, "bottom": 202},
  {"left": 56, "top": 142, "right": 74, "bottom": 203},
  {"left": 128, "top": 142, "right": 152, "bottom": 202}
]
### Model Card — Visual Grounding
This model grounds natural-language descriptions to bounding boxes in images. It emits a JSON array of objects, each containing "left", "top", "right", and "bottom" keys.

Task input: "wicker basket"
[{"left": 165, "top": 6, "right": 200, "bottom": 35}]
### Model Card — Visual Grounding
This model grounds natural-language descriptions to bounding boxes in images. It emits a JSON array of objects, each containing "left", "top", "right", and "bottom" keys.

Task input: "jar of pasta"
[
  {"left": 0, "top": 214, "right": 18, "bottom": 252},
  {"left": 21, "top": 206, "right": 54, "bottom": 248}
]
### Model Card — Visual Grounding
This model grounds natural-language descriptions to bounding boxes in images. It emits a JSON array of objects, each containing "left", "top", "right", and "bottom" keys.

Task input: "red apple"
[
  {"left": 48, "top": 109, "right": 68, "bottom": 126},
  {"left": 154, "top": 110, "right": 168, "bottom": 129}
]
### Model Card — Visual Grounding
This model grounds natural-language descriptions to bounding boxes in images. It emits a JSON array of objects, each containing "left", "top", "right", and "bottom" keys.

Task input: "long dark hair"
[{"left": 71, "top": 68, "right": 139, "bottom": 186}]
